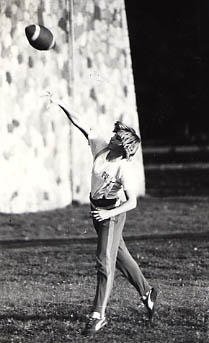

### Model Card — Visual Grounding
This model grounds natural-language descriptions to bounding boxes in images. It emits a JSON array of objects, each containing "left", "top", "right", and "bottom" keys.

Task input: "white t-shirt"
[{"left": 88, "top": 129, "right": 135, "bottom": 200}]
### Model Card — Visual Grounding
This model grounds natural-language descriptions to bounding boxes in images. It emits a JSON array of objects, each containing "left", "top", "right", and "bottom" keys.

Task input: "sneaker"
[
  {"left": 142, "top": 287, "right": 157, "bottom": 321},
  {"left": 82, "top": 316, "right": 107, "bottom": 335}
]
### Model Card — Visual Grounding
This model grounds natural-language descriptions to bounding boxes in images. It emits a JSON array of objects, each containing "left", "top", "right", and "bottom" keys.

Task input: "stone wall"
[{"left": 0, "top": 0, "right": 145, "bottom": 213}]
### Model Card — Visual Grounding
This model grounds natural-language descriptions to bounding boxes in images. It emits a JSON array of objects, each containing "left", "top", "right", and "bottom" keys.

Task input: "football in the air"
[{"left": 25, "top": 24, "right": 55, "bottom": 51}]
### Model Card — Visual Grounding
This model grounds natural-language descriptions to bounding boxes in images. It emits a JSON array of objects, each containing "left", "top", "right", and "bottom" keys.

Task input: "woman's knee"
[{"left": 96, "top": 255, "right": 113, "bottom": 276}]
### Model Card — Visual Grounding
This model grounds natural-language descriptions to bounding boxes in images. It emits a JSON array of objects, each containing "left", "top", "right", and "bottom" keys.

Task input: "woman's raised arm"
[{"left": 46, "top": 92, "right": 91, "bottom": 139}]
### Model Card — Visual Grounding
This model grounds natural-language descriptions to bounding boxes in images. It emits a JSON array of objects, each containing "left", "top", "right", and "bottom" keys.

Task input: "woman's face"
[{"left": 108, "top": 133, "right": 123, "bottom": 149}]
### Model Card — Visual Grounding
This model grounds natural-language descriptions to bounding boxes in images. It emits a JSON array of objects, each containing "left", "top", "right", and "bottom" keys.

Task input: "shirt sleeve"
[
  {"left": 88, "top": 128, "right": 108, "bottom": 158},
  {"left": 120, "top": 162, "right": 136, "bottom": 194}
]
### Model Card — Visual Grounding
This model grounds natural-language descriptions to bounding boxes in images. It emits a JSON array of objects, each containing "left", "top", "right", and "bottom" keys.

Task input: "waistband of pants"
[{"left": 90, "top": 193, "right": 117, "bottom": 209}]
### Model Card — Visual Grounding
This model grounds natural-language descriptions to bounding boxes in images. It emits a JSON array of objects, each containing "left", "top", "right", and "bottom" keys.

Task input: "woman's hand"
[
  {"left": 43, "top": 91, "right": 60, "bottom": 108},
  {"left": 91, "top": 189, "right": 137, "bottom": 222},
  {"left": 91, "top": 209, "right": 111, "bottom": 221}
]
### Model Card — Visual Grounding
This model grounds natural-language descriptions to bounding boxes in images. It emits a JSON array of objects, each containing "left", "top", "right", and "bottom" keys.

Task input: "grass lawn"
[{"left": 0, "top": 193, "right": 208, "bottom": 342}]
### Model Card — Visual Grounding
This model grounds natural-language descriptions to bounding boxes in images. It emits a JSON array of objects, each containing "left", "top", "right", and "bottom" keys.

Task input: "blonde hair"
[{"left": 113, "top": 121, "right": 141, "bottom": 159}]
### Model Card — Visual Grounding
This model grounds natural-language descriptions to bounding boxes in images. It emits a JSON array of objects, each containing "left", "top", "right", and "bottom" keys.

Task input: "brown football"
[{"left": 25, "top": 24, "right": 55, "bottom": 51}]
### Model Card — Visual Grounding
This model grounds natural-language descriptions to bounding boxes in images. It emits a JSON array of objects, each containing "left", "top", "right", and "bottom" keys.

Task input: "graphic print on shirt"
[{"left": 93, "top": 170, "right": 123, "bottom": 199}]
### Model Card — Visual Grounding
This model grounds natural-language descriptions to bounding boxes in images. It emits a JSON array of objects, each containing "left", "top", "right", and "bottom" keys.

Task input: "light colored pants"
[{"left": 91, "top": 203, "right": 151, "bottom": 318}]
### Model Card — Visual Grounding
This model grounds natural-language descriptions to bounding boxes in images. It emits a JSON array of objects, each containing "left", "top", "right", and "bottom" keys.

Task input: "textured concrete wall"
[
  {"left": 0, "top": 0, "right": 72, "bottom": 213},
  {"left": 71, "top": 0, "right": 145, "bottom": 203},
  {"left": 0, "top": 0, "right": 145, "bottom": 213}
]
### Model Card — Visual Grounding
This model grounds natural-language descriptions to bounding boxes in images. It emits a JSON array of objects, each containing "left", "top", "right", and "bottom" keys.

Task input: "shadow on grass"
[
  {"left": 0, "top": 230, "right": 209, "bottom": 249},
  {"left": 0, "top": 310, "right": 85, "bottom": 323}
]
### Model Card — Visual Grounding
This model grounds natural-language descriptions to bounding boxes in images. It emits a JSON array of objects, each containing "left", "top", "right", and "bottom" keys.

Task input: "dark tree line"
[{"left": 125, "top": 0, "right": 209, "bottom": 144}]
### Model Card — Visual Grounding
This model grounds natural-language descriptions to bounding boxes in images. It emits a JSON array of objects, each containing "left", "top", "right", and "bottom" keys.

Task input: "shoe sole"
[
  {"left": 148, "top": 288, "right": 158, "bottom": 321},
  {"left": 82, "top": 320, "right": 107, "bottom": 336}
]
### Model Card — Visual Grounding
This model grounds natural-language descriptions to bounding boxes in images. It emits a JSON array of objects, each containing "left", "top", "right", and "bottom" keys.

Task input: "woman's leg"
[
  {"left": 92, "top": 213, "right": 126, "bottom": 318},
  {"left": 116, "top": 237, "right": 151, "bottom": 297}
]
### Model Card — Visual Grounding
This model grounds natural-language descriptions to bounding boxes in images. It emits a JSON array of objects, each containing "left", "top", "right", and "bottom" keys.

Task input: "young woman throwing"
[{"left": 47, "top": 94, "right": 157, "bottom": 335}]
